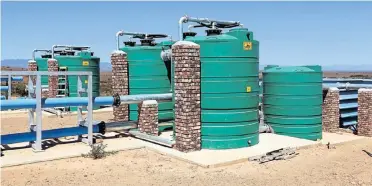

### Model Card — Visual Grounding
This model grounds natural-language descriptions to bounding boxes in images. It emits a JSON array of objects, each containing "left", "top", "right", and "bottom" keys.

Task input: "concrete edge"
[
  {"left": 144, "top": 146, "right": 210, "bottom": 168},
  {"left": 2, "top": 135, "right": 369, "bottom": 169}
]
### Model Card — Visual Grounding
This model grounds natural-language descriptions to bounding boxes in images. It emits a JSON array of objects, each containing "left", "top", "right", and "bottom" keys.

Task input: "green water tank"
[
  {"left": 120, "top": 40, "right": 174, "bottom": 122},
  {"left": 263, "top": 65, "right": 323, "bottom": 140},
  {"left": 184, "top": 28, "right": 260, "bottom": 149},
  {"left": 36, "top": 55, "right": 50, "bottom": 86},
  {"left": 35, "top": 51, "right": 100, "bottom": 111}
]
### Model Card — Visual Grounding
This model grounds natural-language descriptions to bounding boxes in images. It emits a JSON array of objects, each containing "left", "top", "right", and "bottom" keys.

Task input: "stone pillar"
[
  {"left": 138, "top": 100, "right": 159, "bottom": 136},
  {"left": 172, "top": 41, "right": 201, "bottom": 152},
  {"left": 48, "top": 59, "right": 58, "bottom": 98},
  {"left": 357, "top": 89, "right": 372, "bottom": 137},
  {"left": 111, "top": 51, "right": 129, "bottom": 121},
  {"left": 27, "top": 59, "right": 37, "bottom": 88},
  {"left": 322, "top": 87, "right": 340, "bottom": 132}
]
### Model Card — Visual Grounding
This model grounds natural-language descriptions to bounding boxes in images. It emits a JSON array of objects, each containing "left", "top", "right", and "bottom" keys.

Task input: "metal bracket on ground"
[{"left": 248, "top": 147, "right": 298, "bottom": 164}]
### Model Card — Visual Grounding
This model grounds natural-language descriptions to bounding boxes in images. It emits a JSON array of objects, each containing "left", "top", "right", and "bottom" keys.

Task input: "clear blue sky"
[{"left": 1, "top": 1, "right": 372, "bottom": 66}]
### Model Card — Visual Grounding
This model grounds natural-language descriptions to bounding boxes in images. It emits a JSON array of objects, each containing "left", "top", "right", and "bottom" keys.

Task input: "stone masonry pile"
[
  {"left": 111, "top": 51, "right": 129, "bottom": 121},
  {"left": 322, "top": 87, "right": 340, "bottom": 132},
  {"left": 27, "top": 60, "right": 38, "bottom": 98},
  {"left": 357, "top": 89, "right": 372, "bottom": 137},
  {"left": 172, "top": 41, "right": 201, "bottom": 152},
  {"left": 47, "top": 59, "right": 59, "bottom": 98},
  {"left": 138, "top": 100, "right": 159, "bottom": 136}
]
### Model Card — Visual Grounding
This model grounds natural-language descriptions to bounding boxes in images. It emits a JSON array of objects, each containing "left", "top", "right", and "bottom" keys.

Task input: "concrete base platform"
[{"left": 0, "top": 132, "right": 366, "bottom": 168}]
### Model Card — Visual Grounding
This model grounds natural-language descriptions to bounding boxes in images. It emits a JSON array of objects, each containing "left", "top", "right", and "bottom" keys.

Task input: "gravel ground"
[{"left": 1, "top": 111, "right": 372, "bottom": 186}]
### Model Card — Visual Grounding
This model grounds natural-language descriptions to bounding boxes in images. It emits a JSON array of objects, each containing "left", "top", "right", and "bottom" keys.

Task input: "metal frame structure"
[
  {"left": 1, "top": 76, "right": 24, "bottom": 99},
  {"left": 1, "top": 71, "right": 93, "bottom": 151}
]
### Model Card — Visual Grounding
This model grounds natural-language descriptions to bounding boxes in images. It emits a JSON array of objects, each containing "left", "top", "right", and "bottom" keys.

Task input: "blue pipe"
[
  {"left": 1, "top": 125, "right": 101, "bottom": 145},
  {"left": 0, "top": 93, "right": 171, "bottom": 110},
  {"left": 1, "top": 76, "right": 23, "bottom": 82},
  {"left": 1, "top": 86, "right": 9, "bottom": 92},
  {"left": 0, "top": 96, "right": 5, "bottom": 100},
  {"left": 0, "top": 96, "right": 114, "bottom": 110}
]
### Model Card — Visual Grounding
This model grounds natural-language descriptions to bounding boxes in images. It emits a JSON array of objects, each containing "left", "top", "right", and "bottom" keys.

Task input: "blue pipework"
[
  {"left": 1, "top": 123, "right": 104, "bottom": 145},
  {"left": 1, "top": 76, "right": 24, "bottom": 82},
  {"left": 1, "top": 86, "right": 9, "bottom": 92},
  {"left": 0, "top": 93, "right": 172, "bottom": 110}
]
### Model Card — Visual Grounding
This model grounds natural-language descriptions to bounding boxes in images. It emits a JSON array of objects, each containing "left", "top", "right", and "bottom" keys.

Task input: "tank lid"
[
  {"left": 124, "top": 41, "right": 136, "bottom": 47},
  {"left": 206, "top": 29, "right": 222, "bottom": 36},
  {"left": 41, "top": 54, "right": 52, "bottom": 58},
  {"left": 140, "top": 39, "right": 156, "bottom": 46},
  {"left": 183, "top": 32, "right": 197, "bottom": 39}
]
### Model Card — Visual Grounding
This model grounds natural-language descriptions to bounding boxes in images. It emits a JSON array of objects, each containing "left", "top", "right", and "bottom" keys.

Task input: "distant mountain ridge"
[{"left": 1, "top": 59, "right": 371, "bottom": 72}]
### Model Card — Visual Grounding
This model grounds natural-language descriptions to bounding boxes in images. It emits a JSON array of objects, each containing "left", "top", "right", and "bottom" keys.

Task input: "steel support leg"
[
  {"left": 28, "top": 76, "right": 36, "bottom": 133},
  {"left": 7, "top": 75, "right": 11, "bottom": 100},
  {"left": 32, "top": 75, "right": 43, "bottom": 152}
]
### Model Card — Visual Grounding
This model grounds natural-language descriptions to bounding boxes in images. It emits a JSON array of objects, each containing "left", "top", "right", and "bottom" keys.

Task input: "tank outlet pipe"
[
  {"left": 51, "top": 45, "right": 91, "bottom": 59},
  {"left": 116, "top": 30, "right": 147, "bottom": 50},
  {"left": 0, "top": 93, "right": 172, "bottom": 110},
  {"left": 32, "top": 49, "right": 51, "bottom": 60},
  {"left": 179, "top": 15, "right": 241, "bottom": 40},
  {"left": 1, "top": 76, "right": 23, "bottom": 82},
  {"left": 128, "top": 129, "right": 175, "bottom": 147}
]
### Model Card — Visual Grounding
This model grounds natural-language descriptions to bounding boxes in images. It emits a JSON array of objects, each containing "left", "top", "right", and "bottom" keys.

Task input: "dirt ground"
[
  {"left": 1, "top": 111, "right": 372, "bottom": 186},
  {"left": 0, "top": 138, "right": 371, "bottom": 186}
]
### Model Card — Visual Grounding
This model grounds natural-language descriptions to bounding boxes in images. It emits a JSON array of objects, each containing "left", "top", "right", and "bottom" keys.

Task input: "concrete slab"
[
  {"left": 0, "top": 131, "right": 367, "bottom": 168},
  {"left": 320, "top": 132, "right": 366, "bottom": 145},
  {"left": 143, "top": 133, "right": 319, "bottom": 168}
]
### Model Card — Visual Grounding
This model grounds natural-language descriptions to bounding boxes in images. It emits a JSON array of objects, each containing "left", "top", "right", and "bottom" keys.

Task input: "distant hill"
[{"left": 1, "top": 59, "right": 371, "bottom": 72}]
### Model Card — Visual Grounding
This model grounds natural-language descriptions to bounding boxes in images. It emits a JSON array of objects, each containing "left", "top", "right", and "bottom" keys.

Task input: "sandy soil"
[
  {"left": 0, "top": 138, "right": 371, "bottom": 186},
  {"left": 2, "top": 111, "right": 372, "bottom": 186}
]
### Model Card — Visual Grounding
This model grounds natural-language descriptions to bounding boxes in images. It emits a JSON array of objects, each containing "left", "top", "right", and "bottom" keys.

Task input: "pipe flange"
[
  {"left": 124, "top": 41, "right": 136, "bottom": 47},
  {"left": 98, "top": 121, "right": 106, "bottom": 135},
  {"left": 112, "top": 93, "right": 121, "bottom": 106},
  {"left": 41, "top": 54, "right": 52, "bottom": 58},
  {"left": 140, "top": 39, "right": 155, "bottom": 46},
  {"left": 182, "top": 32, "right": 197, "bottom": 39},
  {"left": 206, "top": 29, "right": 222, "bottom": 36}
]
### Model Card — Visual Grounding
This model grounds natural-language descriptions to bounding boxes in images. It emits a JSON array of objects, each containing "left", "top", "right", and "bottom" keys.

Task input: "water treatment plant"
[{"left": 1, "top": 7, "right": 372, "bottom": 185}]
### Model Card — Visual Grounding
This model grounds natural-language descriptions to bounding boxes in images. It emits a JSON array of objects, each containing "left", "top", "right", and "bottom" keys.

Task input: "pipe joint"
[{"left": 112, "top": 93, "right": 121, "bottom": 106}]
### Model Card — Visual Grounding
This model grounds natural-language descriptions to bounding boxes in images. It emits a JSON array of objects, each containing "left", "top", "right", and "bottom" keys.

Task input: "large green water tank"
[
  {"left": 35, "top": 51, "right": 100, "bottom": 111},
  {"left": 184, "top": 28, "right": 260, "bottom": 149},
  {"left": 120, "top": 40, "right": 174, "bottom": 122},
  {"left": 263, "top": 65, "right": 323, "bottom": 140}
]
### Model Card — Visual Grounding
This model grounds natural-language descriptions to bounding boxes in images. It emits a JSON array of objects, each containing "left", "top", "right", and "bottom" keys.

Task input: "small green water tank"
[
  {"left": 120, "top": 40, "right": 174, "bottom": 122},
  {"left": 184, "top": 28, "right": 260, "bottom": 149},
  {"left": 263, "top": 65, "right": 323, "bottom": 140},
  {"left": 35, "top": 51, "right": 100, "bottom": 111}
]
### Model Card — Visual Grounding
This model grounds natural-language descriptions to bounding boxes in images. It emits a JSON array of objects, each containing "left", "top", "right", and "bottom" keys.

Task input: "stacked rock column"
[
  {"left": 138, "top": 100, "right": 159, "bottom": 136},
  {"left": 322, "top": 87, "right": 340, "bottom": 132},
  {"left": 111, "top": 51, "right": 129, "bottom": 121},
  {"left": 172, "top": 41, "right": 201, "bottom": 152},
  {"left": 48, "top": 59, "right": 59, "bottom": 98},
  {"left": 357, "top": 89, "right": 372, "bottom": 137},
  {"left": 27, "top": 60, "right": 37, "bottom": 84}
]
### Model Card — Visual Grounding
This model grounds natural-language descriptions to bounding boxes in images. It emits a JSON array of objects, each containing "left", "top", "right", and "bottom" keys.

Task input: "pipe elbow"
[
  {"left": 179, "top": 16, "right": 188, "bottom": 24},
  {"left": 116, "top": 30, "right": 124, "bottom": 37}
]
